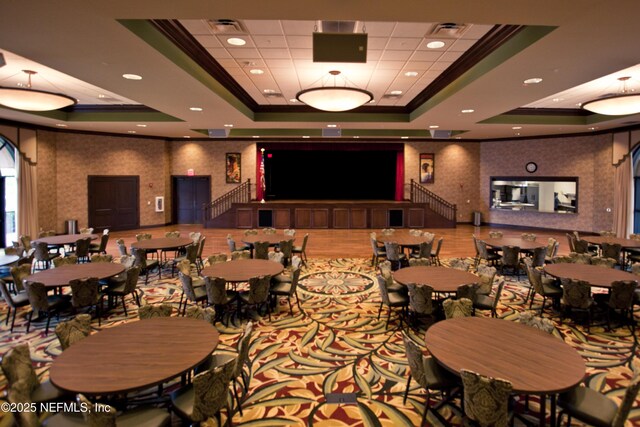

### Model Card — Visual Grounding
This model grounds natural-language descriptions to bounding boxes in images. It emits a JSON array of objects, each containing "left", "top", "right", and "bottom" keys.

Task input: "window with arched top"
[{"left": 0, "top": 137, "right": 17, "bottom": 247}]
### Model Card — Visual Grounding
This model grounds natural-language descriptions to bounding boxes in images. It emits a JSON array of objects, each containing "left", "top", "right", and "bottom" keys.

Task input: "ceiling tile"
[
  {"left": 368, "top": 37, "right": 390, "bottom": 50},
  {"left": 380, "top": 50, "right": 413, "bottom": 61},
  {"left": 260, "top": 49, "right": 291, "bottom": 59},
  {"left": 194, "top": 35, "right": 222, "bottom": 48},
  {"left": 449, "top": 39, "right": 478, "bottom": 52},
  {"left": 285, "top": 35, "right": 312, "bottom": 49},
  {"left": 281, "top": 20, "right": 316, "bottom": 35},
  {"left": 206, "top": 48, "right": 232, "bottom": 59},
  {"left": 362, "top": 22, "right": 396, "bottom": 37},
  {"left": 385, "top": 37, "right": 423, "bottom": 50},
  {"left": 391, "top": 22, "right": 433, "bottom": 37},
  {"left": 264, "top": 58, "right": 294, "bottom": 68},
  {"left": 367, "top": 50, "right": 383, "bottom": 61},
  {"left": 404, "top": 61, "right": 433, "bottom": 71},
  {"left": 461, "top": 24, "right": 494, "bottom": 39},
  {"left": 242, "top": 20, "right": 284, "bottom": 35},
  {"left": 429, "top": 61, "right": 453, "bottom": 72},
  {"left": 252, "top": 35, "right": 288, "bottom": 48},
  {"left": 290, "top": 49, "right": 312, "bottom": 59},
  {"left": 410, "top": 50, "right": 444, "bottom": 61},
  {"left": 377, "top": 61, "right": 406, "bottom": 70},
  {"left": 216, "top": 58, "right": 241, "bottom": 67},
  {"left": 179, "top": 20, "right": 212, "bottom": 35},
  {"left": 228, "top": 48, "right": 261, "bottom": 59},
  {"left": 440, "top": 51, "right": 464, "bottom": 62}
]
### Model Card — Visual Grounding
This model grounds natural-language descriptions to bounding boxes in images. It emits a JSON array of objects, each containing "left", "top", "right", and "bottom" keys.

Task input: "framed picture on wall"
[
  {"left": 225, "top": 153, "right": 241, "bottom": 183},
  {"left": 155, "top": 196, "right": 164, "bottom": 212},
  {"left": 419, "top": 153, "right": 435, "bottom": 184}
]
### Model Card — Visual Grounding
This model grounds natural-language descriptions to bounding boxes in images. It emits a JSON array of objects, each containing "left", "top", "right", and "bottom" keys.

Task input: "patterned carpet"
[{"left": 1, "top": 258, "right": 639, "bottom": 426}]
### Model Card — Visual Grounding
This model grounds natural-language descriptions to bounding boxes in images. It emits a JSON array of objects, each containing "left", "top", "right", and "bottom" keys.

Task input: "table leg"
[
  {"left": 550, "top": 394, "right": 557, "bottom": 427},
  {"left": 539, "top": 394, "right": 546, "bottom": 427}
]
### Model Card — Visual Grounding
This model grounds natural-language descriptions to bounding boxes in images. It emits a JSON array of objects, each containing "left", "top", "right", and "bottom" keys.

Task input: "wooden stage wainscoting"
[{"left": 205, "top": 200, "right": 457, "bottom": 229}]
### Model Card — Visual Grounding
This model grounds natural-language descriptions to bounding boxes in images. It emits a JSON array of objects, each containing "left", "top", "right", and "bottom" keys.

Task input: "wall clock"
[{"left": 525, "top": 162, "right": 537, "bottom": 173}]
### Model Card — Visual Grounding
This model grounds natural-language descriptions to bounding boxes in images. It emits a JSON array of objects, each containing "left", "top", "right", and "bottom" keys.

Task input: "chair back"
[
  {"left": 24, "top": 281, "right": 51, "bottom": 312},
  {"left": 476, "top": 239, "right": 492, "bottom": 261},
  {"left": 551, "top": 255, "right": 574, "bottom": 264},
  {"left": 370, "top": 234, "right": 382, "bottom": 255},
  {"left": 488, "top": 231, "right": 503, "bottom": 238},
  {"left": 407, "top": 283, "right": 434, "bottom": 315},
  {"left": 456, "top": 283, "right": 479, "bottom": 303},
  {"left": 612, "top": 366, "right": 640, "bottom": 427},
  {"left": 38, "top": 230, "right": 56, "bottom": 238},
  {"left": 284, "top": 229, "right": 296, "bottom": 236},
  {"left": 600, "top": 230, "right": 617, "bottom": 237},
  {"left": 608, "top": 280, "right": 637, "bottom": 310},
  {"left": 197, "top": 236, "right": 206, "bottom": 260},
  {"left": 299, "top": 233, "right": 309, "bottom": 252},
  {"left": 183, "top": 243, "right": 199, "bottom": 264},
  {"left": 10, "top": 264, "right": 32, "bottom": 292},
  {"left": 461, "top": 369, "right": 512, "bottom": 427},
  {"left": 262, "top": 227, "right": 276, "bottom": 234},
  {"left": 590, "top": 257, "right": 616, "bottom": 268},
  {"left": 384, "top": 242, "right": 402, "bottom": 262},
  {"left": 0, "top": 343, "right": 38, "bottom": 391},
  {"left": 291, "top": 255, "right": 303, "bottom": 270},
  {"left": 246, "top": 275, "right": 271, "bottom": 304},
  {"left": 573, "top": 239, "right": 591, "bottom": 254},
  {"left": 521, "top": 233, "right": 537, "bottom": 241},
  {"left": 231, "top": 250, "right": 251, "bottom": 260},
  {"left": 165, "top": 231, "right": 181, "bottom": 238},
  {"left": 234, "top": 321, "right": 254, "bottom": 378},
  {"left": 289, "top": 267, "right": 302, "bottom": 295},
  {"left": 185, "top": 305, "right": 216, "bottom": 326},
  {"left": 530, "top": 246, "right": 546, "bottom": 267},
  {"left": 116, "top": 238, "right": 128, "bottom": 256},
  {"left": 244, "top": 229, "right": 259, "bottom": 236},
  {"left": 90, "top": 254, "right": 113, "bottom": 263},
  {"left": 381, "top": 228, "right": 395, "bottom": 236},
  {"left": 138, "top": 301, "right": 173, "bottom": 319},
  {"left": 376, "top": 275, "right": 391, "bottom": 305},
  {"left": 205, "top": 276, "right": 231, "bottom": 305},
  {"left": 226, "top": 234, "right": 237, "bottom": 252},
  {"left": 546, "top": 238, "right": 559, "bottom": 258},
  {"left": 491, "top": 278, "right": 506, "bottom": 311},
  {"left": 19, "top": 235, "right": 32, "bottom": 251},
  {"left": 566, "top": 233, "right": 577, "bottom": 252},
  {"left": 417, "top": 240, "right": 433, "bottom": 259},
  {"left": 601, "top": 242, "right": 622, "bottom": 262},
  {"left": 206, "top": 253, "right": 228, "bottom": 266},
  {"left": 401, "top": 332, "right": 427, "bottom": 388},
  {"left": 132, "top": 247, "right": 150, "bottom": 269},
  {"left": 568, "top": 252, "right": 593, "bottom": 264},
  {"left": 408, "top": 257, "right": 431, "bottom": 267},
  {"left": 409, "top": 229, "right": 422, "bottom": 236},
  {"left": 179, "top": 272, "right": 198, "bottom": 301},
  {"left": 518, "top": 311, "right": 555, "bottom": 334},
  {"left": 378, "top": 260, "right": 392, "bottom": 278},
  {"left": 561, "top": 278, "right": 593, "bottom": 309},
  {"left": 79, "top": 227, "right": 94, "bottom": 235},
  {"left": 279, "top": 239, "right": 294, "bottom": 259},
  {"left": 135, "top": 233, "right": 152, "bottom": 241},
  {"left": 69, "top": 277, "right": 100, "bottom": 308},
  {"left": 422, "top": 232, "right": 435, "bottom": 242},
  {"left": 119, "top": 254, "right": 135, "bottom": 269},
  {"left": 476, "top": 265, "right": 496, "bottom": 295},
  {"left": 53, "top": 255, "right": 77, "bottom": 267},
  {"left": 55, "top": 314, "right": 92, "bottom": 350},
  {"left": 189, "top": 231, "right": 202, "bottom": 245},
  {"left": 253, "top": 241, "right": 270, "bottom": 260},
  {"left": 268, "top": 251, "right": 284, "bottom": 264},
  {"left": 525, "top": 264, "right": 545, "bottom": 296},
  {"left": 96, "top": 233, "right": 109, "bottom": 252},
  {"left": 443, "top": 298, "right": 473, "bottom": 319},
  {"left": 432, "top": 237, "right": 443, "bottom": 256},
  {"left": 33, "top": 241, "right": 50, "bottom": 262},
  {"left": 449, "top": 257, "right": 471, "bottom": 271},
  {"left": 122, "top": 266, "right": 141, "bottom": 294},
  {"left": 74, "top": 237, "right": 92, "bottom": 259},
  {"left": 501, "top": 246, "right": 520, "bottom": 268},
  {"left": 76, "top": 394, "right": 117, "bottom": 426}
]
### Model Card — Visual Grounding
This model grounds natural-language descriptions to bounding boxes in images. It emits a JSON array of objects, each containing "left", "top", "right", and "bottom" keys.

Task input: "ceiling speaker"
[
  {"left": 322, "top": 128, "right": 342, "bottom": 137},
  {"left": 207, "top": 129, "right": 229, "bottom": 138},
  {"left": 313, "top": 33, "right": 367, "bottom": 63},
  {"left": 430, "top": 130, "right": 452, "bottom": 139}
]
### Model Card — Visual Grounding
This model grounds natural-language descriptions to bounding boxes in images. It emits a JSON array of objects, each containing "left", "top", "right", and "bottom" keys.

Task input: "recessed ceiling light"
[
  {"left": 263, "top": 89, "right": 276, "bottom": 94},
  {"left": 302, "top": 136, "right": 310, "bottom": 139},
  {"left": 183, "top": 135, "right": 191, "bottom": 138},
  {"left": 390, "top": 90, "right": 403, "bottom": 95},
  {"left": 512, "top": 126, "right": 522, "bottom": 130},
  {"left": 552, "top": 98, "right": 564, "bottom": 102},
  {"left": 327, "top": 124, "right": 337, "bottom": 128},
  {"left": 122, "top": 73, "right": 142, "bottom": 80},
  {"left": 224, "top": 124, "right": 234, "bottom": 127},
  {"left": 461, "top": 109, "right": 475, "bottom": 113},
  {"left": 429, "top": 125, "right": 439, "bottom": 129},
  {"left": 189, "top": 107, "right": 203, "bottom": 111},
  {"left": 136, "top": 124, "right": 147, "bottom": 128},
  {"left": 55, "top": 123, "right": 67, "bottom": 127},
  {"left": 227, "top": 37, "right": 246, "bottom": 46},
  {"left": 404, "top": 71, "right": 418, "bottom": 77},
  {"left": 426, "top": 41, "right": 445, "bottom": 49},
  {"left": 588, "top": 127, "right": 597, "bottom": 131},
  {"left": 249, "top": 69, "right": 264, "bottom": 75},
  {"left": 98, "top": 94, "right": 106, "bottom": 99},
  {"left": 353, "top": 136, "right": 360, "bottom": 139},
  {"left": 252, "top": 135, "right": 260, "bottom": 138},
  {"left": 523, "top": 77, "right": 543, "bottom": 84},
  {"left": 289, "top": 99, "right": 298, "bottom": 103},
  {"left": 127, "top": 130, "right": 136, "bottom": 134},
  {"left": 455, "top": 137, "right": 462, "bottom": 139},
  {"left": 401, "top": 136, "right": 409, "bottom": 139}
]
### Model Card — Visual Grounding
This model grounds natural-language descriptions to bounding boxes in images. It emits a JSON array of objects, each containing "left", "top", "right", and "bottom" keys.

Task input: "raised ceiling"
[{"left": 0, "top": 0, "right": 639, "bottom": 140}]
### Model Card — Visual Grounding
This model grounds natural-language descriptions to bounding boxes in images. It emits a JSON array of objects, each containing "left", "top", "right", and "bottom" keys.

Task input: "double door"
[{"left": 172, "top": 176, "right": 210, "bottom": 224}]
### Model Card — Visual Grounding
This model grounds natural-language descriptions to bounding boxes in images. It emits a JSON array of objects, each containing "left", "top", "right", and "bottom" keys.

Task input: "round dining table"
[
  {"left": 393, "top": 266, "right": 478, "bottom": 293},
  {"left": 24, "top": 262, "right": 125, "bottom": 288},
  {"left": 241, "top": 234, "right": 294, "bottom": 246},
  {"left": 483, "top": 237, "right": 546, "bottom": 251},
  {"left": 0, "top": 254, "right": 20, "bottom": 267},
  {"left": 425, "top": 317, "right": 586, "bottom": 427},
  {"left": 130, "top": 237, "right": 193, "bottom": 252},
  {"left": 376, "top": 234, "right": 433, "bottom": 247},
  {"left": 544, "top": 263, "right": 638, "bottom": 288},
  {"left": 32, "top": 234, "right": 98, "bottom": 247},
  {"left": 582, "top": 236, "right": 640, "bottom": 249},
  {"left": 201, "top": 259, "right": 283, "bottom": 282},
  {"left": 49, "top": 317, "right": 219, "bottom": 395}
]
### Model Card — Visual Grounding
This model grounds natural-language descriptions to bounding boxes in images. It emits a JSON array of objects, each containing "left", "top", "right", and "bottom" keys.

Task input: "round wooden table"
[
  {"left": 49, "top": 317, "right": 219, "bottom": 395},
  {"left": 544, "top": 263, "right": 638, "bottom": 288},
  {"left": 425, "top": 317, "right": 585, "bottom": 426},
  {"left": 24, "top": 263, "right": 125, "bottom": 288},
  {"left": 484, "top": 237, "right": 546, "bottom": 251},
  {"left": 241, "top": 234, "right": 294, "bottom": 246},
  {"left": 32, "top": 234, "right": 98, "bottom": 247},
  {"left": 583, "top": 236, "right": 640, "bottom": 249},
  {"left": 376, "top": 234, "right": 433, "bottom": 247},
  {"left": 393, "top": 266, "right": 478, "bottom": 293},
  {"left": 0, "top": 254, "right": 20, "bottom": 266},
  {"left": 201, "top": 259, "right": 284, "bottom": 282},
  {"left": 130, "top": 237, "right": 193, "bottom": 252}
]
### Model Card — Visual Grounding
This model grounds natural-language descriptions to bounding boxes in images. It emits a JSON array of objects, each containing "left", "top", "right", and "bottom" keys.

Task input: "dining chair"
[
  {"left": 521, "top": 232, "right": 537, "bottom": 241},
  {"left": 401, "top": 332, "right": 459, "bottom": 426},
  {"left": 545, "top": 237, "right": 559, "bottom": 263},
  {"left": 189, "top": 231, "right": 202, "bottom": 245},
  {"left": 135, "top": 233, "right": 152, "bottom": 241},
  {"left": 284, "top": 228, "right": 296, "bottom": 236},
  {"left": 24, "top": 280, "right": 71, "bottom": 334},
  {"left": 569, "top": 252, "right": 594, "bottom": 264},
  {"left": 184, "top": 305, "right": 216, "bottom": 326},
  {"left": 430, "top": 237, "right": 443, "bottom": 266},
  {"left": 138, "top": 299, "right": 173, "bottom": 319},
  {"left": 408, "top": 257, "right": 431, "bottom": 267},
  {"left": 448, "top": 257, "right": 471, "bottom": 271},
  {"left": 384, "top": 242, "right": 407, "bottom": 270},
  {"left": 52, "top": 255, "right": 77, "bottom": 267},
  {"left": 10, "top": 264, "right": 31, "bottom": 293},
  {"left": 102, "top": 266, "right": 142, "bottom": 316},
  {"left": 530, "top": 246, "right": 547, "bottom": 268},
  {"left": 116, "top": 238, "right": 128, "bottom": 256},
  {"left": 253, "top": 241, "right": 270, "bottom": 260},
  {"left": 206, "top": 253, "right": 229, "bottom": 266},
  {"left": 460, "top": 369, "right": 513, "bottom": 427},
  {"left": 67, "top": 237, "right": 92, "bottom": 263},
  {"left": 227, "top": 234, "right": 250, "bottom": 253},
  {"left": 231, "top": 250, "right": 251, "bottom": 260},
  {"left": 88, "top": 231, "right": 109, "bottom": 255},
  {"left": 205, "top": 276, "right": 238, "bottom": 325},
  {"left": 557, "top": 366, "right": 640, "bottom": 427},
  {"left": 270, "top": 265, "right": 302, "bottom": 315},
  {"left": 54, "top": 313, "right": 92, "bottom": 350},
  {"left": 90, "top": 254, "right": 113, "bottom": 263},
  {"left": 177, "top": 271, "right": 208, "bottom": 316},
  {"left": 69, "top": 277, "right": 102, "bottom": 326},
  {"left": 601, "top": 242, "right": 622, "bottom": 266},
  {"left": 606, "top": 280, "right": 637, "bottom": 331},
  {"left": 369, "top": 232, "right": 387, "bottom": 268},
  {"left": 443, "top": 298, "right": 473, "bottom": 319},
  {"left": 407, "top": 283, "right": 435, "bottom": 326},
  {"left": 278, "top": 239, "right": 294, "bottom": 266},
  {"left": 262, "top": 227, "right": 276, "bottom": 234},
  {"left": 475, "top": 265, "right": 496, "bottom": 296},
  {"left": 474, "top": 278, "right": 505, "bottom": 318},
  {"left": 33, "top": 241, "right": 56, "bottom": 271},
  {"left": 524, "top": 261, "right": 562, "bottom": 315},
  {"left": 500, "top": 245, "right": 521, "bottom": 277},
  {"left": 171, "top": 243, "right": 199, "bottom": 277},
  {"left": 476, "top": 239, "right": 501, "bottom": 267},
  {"left": 0, "top": 279, "right": 29, "bottom": 332},
  {"left": 411, "top": 240, "right": 434, "bottom": 260},
  {"left": 292, "top": 233, "right": 309, "bottom": 266},
  {"left": 376, "top": 275, "right": 408, "bottom": 328},
  {"left": 488, "top": 231, "right": 503, "bottom": 238},
  {"left": 272, "top": 255, "right": 302, "bottom": 284},
  {"left": 238, "top": 275, "right": 272, "bottom": 320},
  {"left": 195, "top": 236, "right": 207, "bottom": 270},
  {"left": 591, "top": 256, "right": 617, "bottom": 268},
  {"left": 244, "top": 229, "right": 259, "bottom": 236},
  {"left": 19, "top": 234, "right": 32, "bottom": 252},
  {"left": 560, "top": 278, "right": 595, "bottom": 332},
  {"left": 518, "top": 311, "right": 555, "bottom": 334},
  {"left": 132, "top": 247, "right": 160, "bottom": 285},
  {"left": 1, "top": 343, "right": 71, "bottom": 405}
]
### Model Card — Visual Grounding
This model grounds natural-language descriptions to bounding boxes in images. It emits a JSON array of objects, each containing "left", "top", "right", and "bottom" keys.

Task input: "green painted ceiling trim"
[
  {"left": 409, "top": 25, "right": 557, "bottom": 121},
  {"left": 65, "top": 111, "right": 182, "bottom": 122},
  {"left": 480, "top": 114, "right": 587, "bottom": 126},
  {"left": 231, "top": 129, "right": 323, "bottom": 137},
  {"left": 0, "top": 107, "right": 67, "bottom": 120},
  {"left": 118, "top": 19, "right": 255, "bottom": 120},
  {"left": 194, "top": 128, "right": 465, "bottom": 138},
  {"left": 253, "top": 111, "right": 409, "bottom": 123}
]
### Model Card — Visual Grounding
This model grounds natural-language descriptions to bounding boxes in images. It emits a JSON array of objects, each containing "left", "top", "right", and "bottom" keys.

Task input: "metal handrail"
[{"left": 409, "top": 179, "right": 457, "bottom": 222}]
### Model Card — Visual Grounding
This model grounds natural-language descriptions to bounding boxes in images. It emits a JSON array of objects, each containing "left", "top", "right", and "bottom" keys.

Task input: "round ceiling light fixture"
[
  {"left": 296, "top": 71, "right": 373, "bottom": 112},
  {"left": 582, "top": 76, "right": 640, "bottom": 115},
  {"left": 0, "top": 70, "right": 76, "bottom": 111}
]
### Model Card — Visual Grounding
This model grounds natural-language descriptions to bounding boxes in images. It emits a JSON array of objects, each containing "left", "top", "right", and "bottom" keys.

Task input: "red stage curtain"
[{"left": 395, "top": 150, "right": 404, "bottom": 201}]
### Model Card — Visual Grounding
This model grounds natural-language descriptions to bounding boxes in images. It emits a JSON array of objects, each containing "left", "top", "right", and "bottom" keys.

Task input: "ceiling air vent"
[
  {"left": 429, "top": 23, "right": 467, "bottom": 38},
  {"left": 318, "top": 20, "right": 360, "bottom": 33},
  {"left": 207, "top": 19, "right": 247, "bottom": 34},
  {"left": 263, "top": 92, "right": 283, "bottom": 99},
  {"left": 382, "top": 94, "right": 402, "bottom": 99}
]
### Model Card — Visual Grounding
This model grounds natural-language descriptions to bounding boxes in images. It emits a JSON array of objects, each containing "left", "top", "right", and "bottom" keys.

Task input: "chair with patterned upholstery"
[
  {"left": 461, "top": 369, "right": 513, "bottom": 427},
  {"left": 52, "top": 255, "right": 77, "bottom": 267},
  {"left": 500, "top": 245, "right": 522, "bottom": 277},
  {"left": 138, "top": 299, "right": 173, "bottom": 319},
  {"left": 54, "top": 314, "right": 92, "bottom": 350},
  {"left": 19, "top": 234, "right": 32, "bottom": 252},
  {"left": 253, "top": 241, "right": 270, "bottom": 260},
  {"left": 132, "top": 247, "right": 160, "bottom": 285},
  {"left": 238, "top": 275, "right": 272, "bottom": 320},
  {"left": 568, "top": 252, "right": 593, "bottom": 264},
  {"left": 448, "top": 257, "right": 471, "bottom": 271},
  {"left": 67, "top": 237, "right": 92, "bottom": 263},
  {"left": 189, "top": 231, "right": 202, "bottom": 245},
  {"left": 557, "top": 365, "right": 640, "bottom": 427},
  {"left": 606, "top": 280, "right": 637, "bottom": 331},
  {"left": 376, "top": 275, "right": 408, "bottom": 328},
  {"left": 227, "top": 234, "right": 250, "bottom": 253},
  {"left": 378, "top": 260, "right": 406, "bottom": 294},
  {"left": 206, "top": 253, "right": 228, "bottom": 266},
  {"left": 171, "top": 243, "right": 199, "bottom": 277},
  {"left": 384, "top": 242, "right": 407, "bottom": 270},
  {"left": 88, "top": 232, "right": 109, "bottom": 256},
  {"left": 268, "top": 251, "right": 285, "bottom": 267},
  {"left": 185, "top": 305, "right": 216, "bottom": 326},
  {"left": 0, "top": 279, "right": 29, "bottom": 332},
  {"left": 177, "top": 271, "right": 208, "bottom": 316},
  {"left": 116, "top": 238, "right": 128, "bottom": 256},
  {"left": 90, "top": 254, "right": 113, "bottom": 263},
  {"left": 135, "top": 233, "right": 152, "bottom": 241},
  {"left": 370, "top": 232, "right": 387, "bottom": 268},
  {"left": 525, "top": 261, "right": 562, "bottom": 315},
  {"left": 244, "top": 229, "right": 259, "bottom": 236},
  {"left": 601, "top": 242, "right": 622, "bottom": 266},
  {"left": 407, "top": 283, "right": 435, "bottom": 326},
  {"left": 33, "top": 241, "right": 56, "bottom": 271},
  {"left": 518, "top": 311, "right": 555, "bottom": 334},
  {"left": 561, "top": 278, "right": 595, "bottom": 332},
  {"left": 551, "top": 255, "right": 575, "bottom": 264},
  {"left": 292, "top": 233, "right": 309, "bottom": 266},
  {"left": 456, "top": 283, "right": 479, "bottom": 304},
  {"left": 262, "top": 227, "right": 276, "bottom": 235},
  {"left": 530, "top": 246, "right": 547, "bottom": 268},
  {"left": 591, "top": 256, "right": 617, "bottom": 268},
  {"left": 488, "top": 231, "right": 503, "bottom": 238},
  {"left": 431, "top": 237, "right": 444, "bottom": 266},
  {"left": 443, "top": 298, "right": 473, "bottom": 319},
  {"left": 278, "top": 239, "right": 294, "bottom": 266},
  {"left": 521, "top": 232, "right": 537, "bottom": 241},
  {"left": 1, "top": 343, "right": 70, "bottom": 405},
  {"left": 545, "top": 238, "right": 559, "bottom": 263},
  {"left": 402, "top": 332, "right": 459, "bottom": 426},
  {"left": 476, "top": 239, "right": 500, "bottom": 267},
  {"left": 574, "top": 238, "right": 596, "bottom": 255},
  {"left": 102, "top": 266, "right": 142, "bottom": 316},
  {"left": 270, "top": 265, "right": 302, "bottom": 315},
  {"left": 195, "top": 236, "right": 206, "bottom": 270},
  {"left": 411, "top": 240, "right": 434, "bottom": 260},
  {"left": 10, "top": 264, "right": 31, "bottom": 293},
  {"left": 474, "top": 278, "right": 505, "bottom": 318},
  {"left": 69, "top": 277, "right": 102, "bottom": 326},
  {"left": 284, "top": 228, "right": 296, "bottom": 236},
  {"left": 408, "top": 257, "right": 431, "bottom": 267},
  {"left": 381, "top": 228, "right": 395, "bottom": 236},
  {"left": 24, "top": 280, "right": 70, "bottom": 334},
  {"left": 205, "top": 276, "right": 237, "bottom": 325},
  {"left": 231, "top": 250, "right": 251, "bottom": 260},
  {"left": 475, "top": 265, "right": 496, "bottom": 296}
]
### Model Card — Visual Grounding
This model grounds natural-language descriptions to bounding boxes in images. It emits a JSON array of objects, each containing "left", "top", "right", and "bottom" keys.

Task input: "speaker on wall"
[
  {"left": 208, "top": 129, "right": 229, "bottom": 138},
  {"left": 322, "top": 128, "right": 342, "bottom": 137},
  {"left": 430, "top": 129, "right": 452, "bottom": 139}
]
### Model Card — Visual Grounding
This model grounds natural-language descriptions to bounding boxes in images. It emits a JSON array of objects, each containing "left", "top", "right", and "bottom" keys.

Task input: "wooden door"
[
  {"left": 88, "top": 176, "right": 139, "bottom": 231},
  {"left": 172, "top": 176, "right": 211, "bottom": 224}
]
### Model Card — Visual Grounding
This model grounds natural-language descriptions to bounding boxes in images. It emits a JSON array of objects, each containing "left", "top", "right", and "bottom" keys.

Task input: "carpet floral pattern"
[{"left": 0, "top": 258, "right": 639, "bottom": 426}]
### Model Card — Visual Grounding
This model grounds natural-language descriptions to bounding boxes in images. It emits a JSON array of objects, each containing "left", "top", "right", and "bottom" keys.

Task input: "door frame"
[{"left": 171, "top": 175, "right": 211, "bottom": 225}]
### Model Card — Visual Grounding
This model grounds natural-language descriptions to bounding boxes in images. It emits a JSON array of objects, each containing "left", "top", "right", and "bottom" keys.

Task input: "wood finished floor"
[{"left": 104, "top": 224, "right": 572, "bottom": 260}]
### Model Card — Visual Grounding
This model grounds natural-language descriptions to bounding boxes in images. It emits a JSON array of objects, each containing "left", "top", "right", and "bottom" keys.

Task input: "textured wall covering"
[
  {"left": 479, "top": 134, "right": 614, "bottom": 232},
  {"left": 405, "top": 141, "right": 481, "bottom": 223},
  {"left": 36, "top": 132, "right": 57, "bottom": 232}
]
